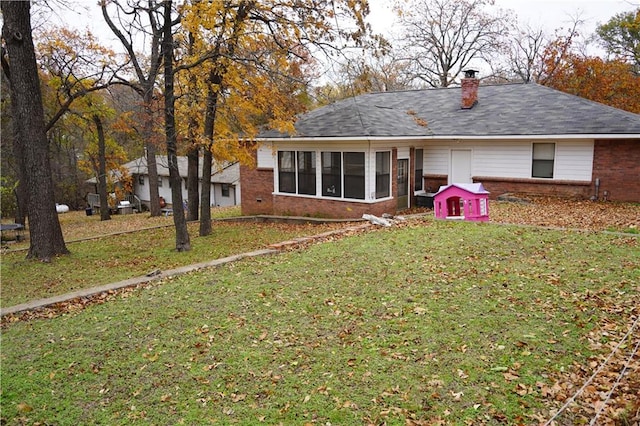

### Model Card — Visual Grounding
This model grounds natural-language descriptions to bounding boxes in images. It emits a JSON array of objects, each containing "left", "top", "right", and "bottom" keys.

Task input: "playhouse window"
[
  {"left": 414, "top": 149, "right": 423, "bottom": 191},
  {"left": 375, "top": 151, "right": 391, "bottom": 198},
  {"left": 322, "top": 152, "right": 342, "bottom": 197},
  {"left": 532, "top": 143, "right": 555, "bottom": 178}
]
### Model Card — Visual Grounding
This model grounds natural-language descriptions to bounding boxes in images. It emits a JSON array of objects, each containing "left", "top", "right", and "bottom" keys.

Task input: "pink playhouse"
[{"left": 434, "top": 183, "right": 490, "bottom": 222}]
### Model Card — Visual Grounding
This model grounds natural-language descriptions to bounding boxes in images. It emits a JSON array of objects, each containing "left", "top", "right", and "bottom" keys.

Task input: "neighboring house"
[
  {"left": 119, "top": 156, "right": 240, "bottom": 209},
  {"left": 241, "top": 72, "right": 640, "bottom": 219}
]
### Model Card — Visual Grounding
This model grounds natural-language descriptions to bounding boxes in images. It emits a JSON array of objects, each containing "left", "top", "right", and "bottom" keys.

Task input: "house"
[
  {"left": 240, "top": 72, "right": 640, "bottom": 219},
  {"left": 88, "top": 156, "right": 241, "bottom": 211}
]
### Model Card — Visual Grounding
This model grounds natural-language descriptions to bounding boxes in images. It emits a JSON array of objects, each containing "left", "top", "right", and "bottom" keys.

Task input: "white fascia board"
[{"left": 257, "top": 134, "right": 639, "bottom": 143}]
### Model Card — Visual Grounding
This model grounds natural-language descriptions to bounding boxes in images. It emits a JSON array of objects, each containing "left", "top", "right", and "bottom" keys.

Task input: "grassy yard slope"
[
  {"left": 2, "top": 220, "right": 638, "bottom": 425},
  {"left": 0, "top": 219, "right": 350, "bottom": 308}
]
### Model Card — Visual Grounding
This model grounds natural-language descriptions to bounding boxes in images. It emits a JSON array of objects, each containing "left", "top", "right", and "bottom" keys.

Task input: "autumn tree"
[
  {"left": 313, "top": 50, "right": 417, "bottom": 107},
  {"left": 541, "top": 53, "right": 640, "bottom": 114},
  {"left": 1, "top": 1, "right": 68, "bottom": 260},
  {"left": 74, "top": 94, "right": 131, "bottom": 221},
  {"left": 596, "top": 8, "right": 640, "bottom": 68},
  {"left": 101, "top": 0, "right": 167, "bottom": 217},
  {"left": 393, "top": 0, "right": 511, "bottom": 87},
  {"left": 177, "top": 0, "right": 371, "bottom": 236}
]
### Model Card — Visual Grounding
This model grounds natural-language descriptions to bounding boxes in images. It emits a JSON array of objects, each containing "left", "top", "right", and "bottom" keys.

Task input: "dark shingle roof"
[{"left": 260, "top": 83, "right": 640, "bottom": 139}]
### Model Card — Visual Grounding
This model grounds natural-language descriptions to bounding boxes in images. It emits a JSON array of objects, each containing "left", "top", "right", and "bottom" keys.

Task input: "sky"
[
  {"left": 366, "top": 0, "right": 638, "bottom": 39},
  {"left": 51, "top": 0, "right": 638, "bottom": 78},
  {"left": 57, "top": 0, "right": 639, "bottom": 46}
]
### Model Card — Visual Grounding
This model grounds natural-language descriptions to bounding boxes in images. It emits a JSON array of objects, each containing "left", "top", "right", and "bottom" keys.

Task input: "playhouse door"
[
  {"left": 450, "top": 150, "right": 472, "bottom": 183},
  {"left": 397, "top": 159, "right": 409, "bottom": 209}
]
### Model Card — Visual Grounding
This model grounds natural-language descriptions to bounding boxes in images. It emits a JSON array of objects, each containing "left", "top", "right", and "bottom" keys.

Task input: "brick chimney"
[{"left": 461, "top": 69, "right": 479, "bottom": 109}]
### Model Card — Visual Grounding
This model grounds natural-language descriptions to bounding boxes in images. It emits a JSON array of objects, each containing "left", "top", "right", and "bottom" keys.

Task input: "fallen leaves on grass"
[
  {"left": 535, "top": 285, "right": 640, "bottom": 425},
  {"left": 490, "top": 196, "right": 640, "bottom": 232}
]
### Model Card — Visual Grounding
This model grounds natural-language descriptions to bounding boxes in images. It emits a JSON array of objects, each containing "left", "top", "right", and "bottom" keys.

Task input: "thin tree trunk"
[
  {"left": 162, "top": 0, "right": 190, "bottom": 251},
  {"left": 94, "top": 115, "right": 111, "bottom": 221},
  {"left": 1, "top": 0, "right": 68, "bottom": 261}
]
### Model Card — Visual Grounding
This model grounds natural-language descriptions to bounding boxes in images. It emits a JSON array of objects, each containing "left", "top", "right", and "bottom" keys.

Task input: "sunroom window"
[
  {"left": 322, "top": 152, "right": 342, "bottom": 197},
  {"left": 297, "top": 151, "right": 316, "bottom": 195},
  {"left": 278, "top": 151, "right": 296, "bottom": 193},
  {"left": 343, "top": 152, "right": 365, "bottom": 200},
  {"left": 375, "top": 151, "right": 390, "bottom": 198}
]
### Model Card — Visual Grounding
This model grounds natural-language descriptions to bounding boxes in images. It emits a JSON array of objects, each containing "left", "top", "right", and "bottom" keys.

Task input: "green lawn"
[
  {"left": 0, "top": 220, "right": 349, "bottom": 308},
  {"left": 1, "top": 219, "right": 638, "bottom": 425}
]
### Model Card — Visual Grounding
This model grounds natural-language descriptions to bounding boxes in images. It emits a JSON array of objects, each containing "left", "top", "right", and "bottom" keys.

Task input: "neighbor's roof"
[
  {"left": 123, "top": 156, "right": 239, "bottom": 184},
  {"left": 260, "top": 82, "right": 640, "bottom": 139}
]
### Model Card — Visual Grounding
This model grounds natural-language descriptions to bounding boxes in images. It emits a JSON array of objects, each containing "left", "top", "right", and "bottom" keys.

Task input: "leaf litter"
[{"left": 2, "top": 197, "right": 639, "bottom": 424}]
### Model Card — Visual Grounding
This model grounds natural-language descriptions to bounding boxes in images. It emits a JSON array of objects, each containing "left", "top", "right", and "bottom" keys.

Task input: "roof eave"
[{"left": 257, "top": 133, "right": 640, "bottom": 143}]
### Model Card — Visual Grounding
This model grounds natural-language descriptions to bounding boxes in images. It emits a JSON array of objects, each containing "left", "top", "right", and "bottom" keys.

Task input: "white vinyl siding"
[
  {"left": 424, "top": 140, "right": 593, "bottom": 181},
  {"left": 257, "top": 143, "right": 275, "bottom": 169},
  {"left": 474, "top": 143, "right": 531, "bottom": 178},
  {"left": 424, "top": 145, "right": 449, "bottom": 174},
  {"left": 554, "top": 141, "right": 593, "bottom": 180}
]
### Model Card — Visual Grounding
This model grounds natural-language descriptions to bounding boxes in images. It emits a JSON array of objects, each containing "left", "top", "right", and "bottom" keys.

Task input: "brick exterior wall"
[
  {"left": 474, "top": 177, "right": 592, "bottom": 199},
  {"left": 592, "top": 139, "right": 640, "bottom": 202},
  {"left": 423, "top": 175, "right": 448, "bottom": 194},
  {"left": 272, "top": 195, "right": 397, "bottom": 218},
  {"left": 240, "top": 162, "right": 275, "bottom": 215}
]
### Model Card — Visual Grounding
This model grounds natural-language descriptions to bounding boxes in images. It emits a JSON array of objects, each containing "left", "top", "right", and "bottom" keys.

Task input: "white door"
[{"left": 450, "top": 150, "right": 472, "bottom": 184}]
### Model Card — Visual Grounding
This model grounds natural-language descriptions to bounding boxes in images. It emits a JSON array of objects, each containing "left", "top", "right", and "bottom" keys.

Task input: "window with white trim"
[
  {"left": 278, "top": 151, "right": 296, "bottom": 193},
  {"left": 297, "top": 151, "right": 316, "bottom": 195},
  {"left": 375, "top": 151, "right": 390, "bottom": 199},
  {"left": 277, "top": 150, "right": 367, "bottom": 200},
  {"left": 532, "top": 143, "right": 555, "bottom": 178},
  {"left": 343, "top": 152, "right": 365, "bottom": 200},
  {"left": 322, "top": 152, "right": 342, "bottom": 197},
  {"left": 414, "top": 149, "right": 423, "bottom": 191}
]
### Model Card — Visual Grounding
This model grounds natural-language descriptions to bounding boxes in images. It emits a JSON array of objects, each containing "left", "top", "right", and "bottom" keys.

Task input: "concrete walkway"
[{"left": 0, "top": 223, "right": 372, "bottom": 317}]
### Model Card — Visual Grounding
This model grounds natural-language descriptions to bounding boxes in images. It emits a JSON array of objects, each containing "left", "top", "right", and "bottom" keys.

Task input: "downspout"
[{"left": 592, "top": 177, "right": 600, "bottom": 201}]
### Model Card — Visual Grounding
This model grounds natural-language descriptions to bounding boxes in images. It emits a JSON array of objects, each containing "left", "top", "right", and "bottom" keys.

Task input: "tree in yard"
[
  {"left": 540, "top": 53, "right": 640, "bottom": 114},
  {"left": 75, "top": 96, "right": 131, "bottom": 221},
  {"left": 1, "top": 0, "right": 68, "bottom": 260},
  {"left": 162, "top": 0, "right": 190, "bottom": 251},
  {"left": 596, "top": 8, "right": 640, "bottom": 69},
  {"left": 101, "top": 0, "right": 166, "bottom": 217},
  {"left": 393, "top": 0, "right": 511, "bottom": 87},
  {"left": 179, "top": 0, "right": 371, "bottom": 236}
]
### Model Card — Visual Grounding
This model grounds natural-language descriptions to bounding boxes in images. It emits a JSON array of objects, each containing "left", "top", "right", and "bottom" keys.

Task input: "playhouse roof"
[{"left": 435, "top": 183, "right": 490, "bottom": 196}]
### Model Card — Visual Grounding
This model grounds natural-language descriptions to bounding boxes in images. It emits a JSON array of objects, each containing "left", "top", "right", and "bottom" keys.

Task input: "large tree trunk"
[
  {"left": 94, "top": 115, "right": 111, "bottom": 221},
  {"left": 1, "top": 1, "right": 68, "bottom": 261},
  {"left": 199, "top": 80, "right": 218, "bottom": 236},
  {"left": 143, "top": 97, "right": 162, "bottom": 217},
  {"left": 186, "top": 146, "right": 199, "bottom": 221},
  {"left": 185, "top": 32, "right": 200, "bottom": 222},
  {"left": 163, "top": 0, "right": 190, "bottom": 251}
]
